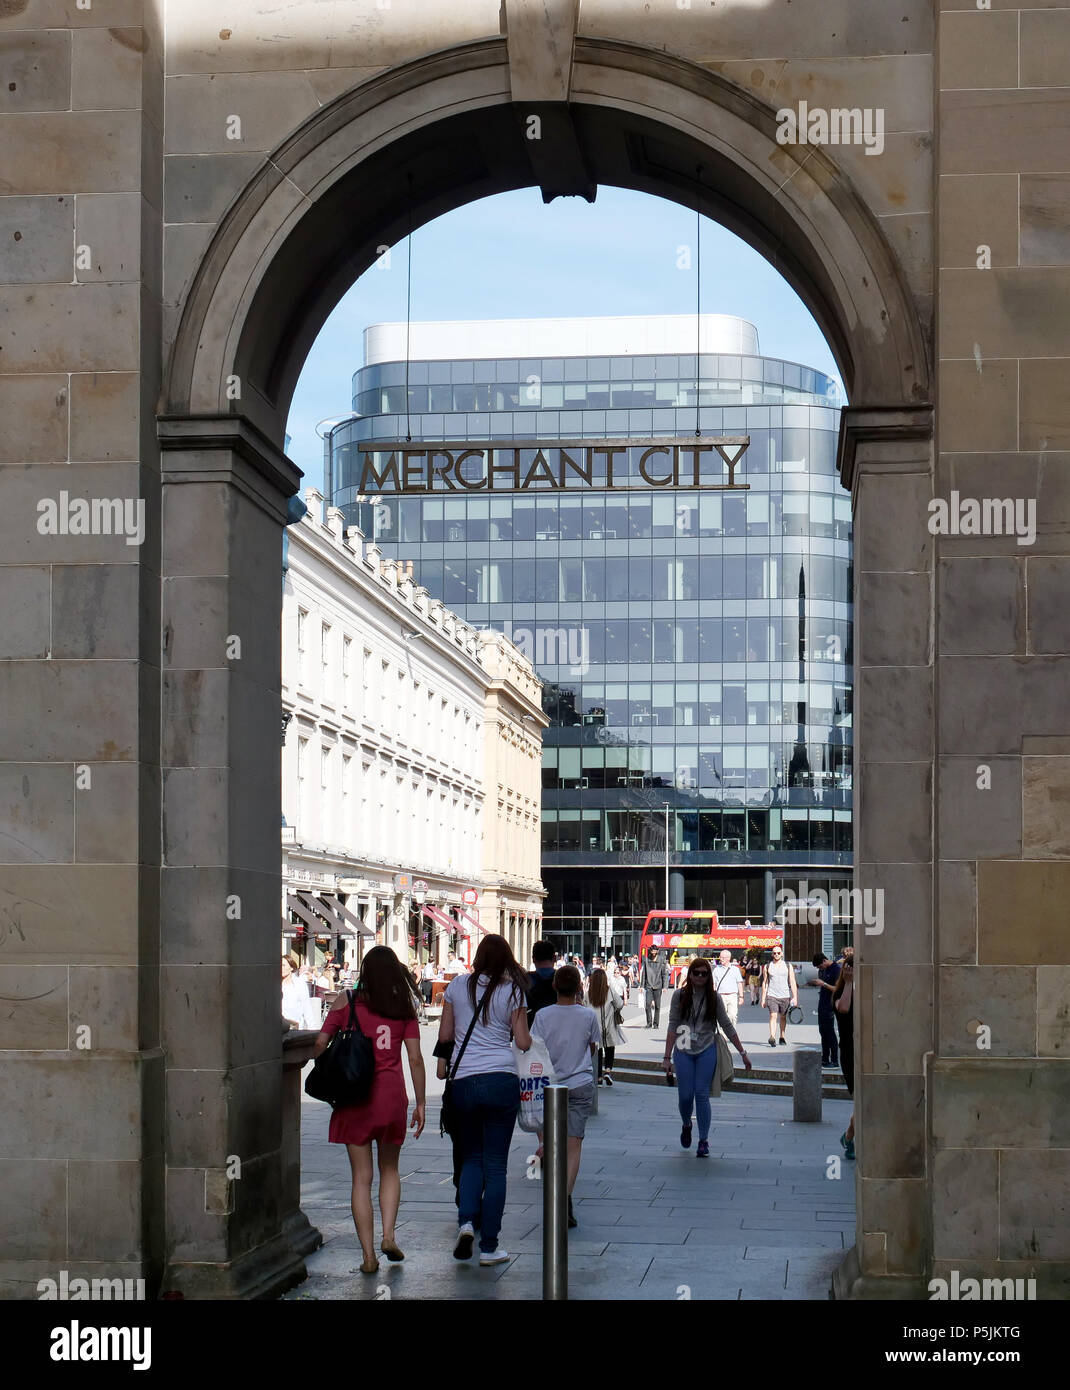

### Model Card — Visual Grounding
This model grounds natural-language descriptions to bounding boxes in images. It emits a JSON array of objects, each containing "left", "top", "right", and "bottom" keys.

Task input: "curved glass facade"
[{"left": 327, "top": 324, "right": 852, "bottom": 953}]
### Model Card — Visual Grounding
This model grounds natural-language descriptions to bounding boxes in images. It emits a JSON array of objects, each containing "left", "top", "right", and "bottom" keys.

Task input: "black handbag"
[
  {"left": 440, "top": 983, "right": 492, "bottom": 1137},
  {"left": 304, "top": 989, "right": 376, "bottom": 1108}
]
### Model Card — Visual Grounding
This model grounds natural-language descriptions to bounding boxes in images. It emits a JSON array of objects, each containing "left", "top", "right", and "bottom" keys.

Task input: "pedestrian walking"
[
  {"left": 744, "top": 952, "right": 762, "bottom": 1005},
  {"left": 588, "top": 966, "right": 626, "bottom": 1085},
  {"left": 760, "top": 942, "right": 799, "bottom": 1046},
  {"left": 530, "top": 964, "right": 600, "bottom": 1229},
  {"left": 435, "top": 934, "right": 531, "bottom": 1266},
  {"left": 711, "top": 949, "right": 745, "bottom": 1029},
  {"left": 808, "top": 952, "right": 840, "bottom": 1068},
  {"left": 313, "top": 946, "right": 426, "bottom": 1275},
  {"left": 663, "top": 959, "right": 752, "bottom": 1157},
  {"left": 832, "top": 954, "right": 855, "bottom": 1159},
  {"left": 640, "top": 944, "right": 669, "bottom": 1027},
  {"left": 525, "top": 939, "right": 559, "bottom": 1025}
]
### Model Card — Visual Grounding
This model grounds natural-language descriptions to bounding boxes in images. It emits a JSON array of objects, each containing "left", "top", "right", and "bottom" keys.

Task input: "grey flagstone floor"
[{"left": 285, "top": 993, "right": 854, "bottom": 1302}]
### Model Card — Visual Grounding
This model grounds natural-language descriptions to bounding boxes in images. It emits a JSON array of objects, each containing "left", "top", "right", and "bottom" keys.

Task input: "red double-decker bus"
[{"left": 638, "top": 910, "right": 783, "bottom": 960}]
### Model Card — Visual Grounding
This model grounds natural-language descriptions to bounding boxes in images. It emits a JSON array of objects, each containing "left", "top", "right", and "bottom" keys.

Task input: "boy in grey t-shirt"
[{"left": 530, "top": 964, "right": 600, "bottom": 1229}]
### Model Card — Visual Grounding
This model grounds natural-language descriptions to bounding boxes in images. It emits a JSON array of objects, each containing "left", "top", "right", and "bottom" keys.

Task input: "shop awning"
[
  {"left": 286, "top": 892, "right": 324, "bottom": 934},
  {"left": 457, "top": 907, "right": 482, "bottom": 935},
  {"left": 320, "top": 893, "right": 373, "bottom": 938},
  {"left": 423, "top": 902, "right": 466, "bottom": 937}
]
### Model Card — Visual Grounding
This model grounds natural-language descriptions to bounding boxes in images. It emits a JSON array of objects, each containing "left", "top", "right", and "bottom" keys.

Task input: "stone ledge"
[
  {"left": 158, "top": 414, "right": 301, "bottom": 524},
  {"left": 838, "top": 403, "right": 935, "bottom": 492},
  {"left": 161, "top": 1231, "right": 307, "bottom": 1301},
  {"left": 832, "top": 1243, "right": 929, "bottom": 1300}
]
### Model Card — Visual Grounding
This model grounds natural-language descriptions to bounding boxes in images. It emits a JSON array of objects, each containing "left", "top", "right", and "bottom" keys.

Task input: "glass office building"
[{"left": 325, "top": 315, "right": 853, "bottom": 957}]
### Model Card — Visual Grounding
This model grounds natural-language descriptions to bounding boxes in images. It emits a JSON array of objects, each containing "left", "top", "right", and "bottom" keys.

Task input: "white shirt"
[
  {"left": 445, "top": 974, "right": 524, "bottom": 1080},
  {"left": 713, "top": 963, "right": 744, "bottom": 996},
  {"left": 282, "top": 976, "right": 316, "bottom": 1029}
]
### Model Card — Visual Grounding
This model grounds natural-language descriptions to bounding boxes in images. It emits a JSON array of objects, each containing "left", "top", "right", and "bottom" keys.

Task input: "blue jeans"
[
  {"left": 452, "top": 1071, "right": 520, "bottom": 1253},
  {"left": 674, "top": 1045, "right": 718, "bottom": 1141}
]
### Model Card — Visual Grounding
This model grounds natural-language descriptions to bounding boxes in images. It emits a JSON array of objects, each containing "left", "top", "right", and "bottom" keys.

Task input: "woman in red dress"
[{"left": 314, "top": 946, "right": 426, "bottom": 1275}]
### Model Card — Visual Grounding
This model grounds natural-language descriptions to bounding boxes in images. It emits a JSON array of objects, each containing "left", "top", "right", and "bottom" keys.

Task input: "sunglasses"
[{"left": 690, "top": 970, "right": 710, "bottom": 978}]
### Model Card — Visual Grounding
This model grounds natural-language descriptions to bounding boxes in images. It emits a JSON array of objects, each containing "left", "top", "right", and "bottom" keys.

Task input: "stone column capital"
[
  {"left": 836, "top": 404, "right": 934, "bottom": 493},
  {"left": 158, "top": 414, "right": 302, "bottom": 524}
]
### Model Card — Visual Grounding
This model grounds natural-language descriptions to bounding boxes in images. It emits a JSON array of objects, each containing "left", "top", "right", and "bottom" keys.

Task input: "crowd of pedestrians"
[{"left": 301, "top": 931, "right": 857, "bottom": 1268}]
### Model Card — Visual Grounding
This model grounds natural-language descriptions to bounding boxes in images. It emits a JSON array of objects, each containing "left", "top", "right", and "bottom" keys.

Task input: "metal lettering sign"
[{"left": 353, "top": 436, "right": 750, "bottom": 493}]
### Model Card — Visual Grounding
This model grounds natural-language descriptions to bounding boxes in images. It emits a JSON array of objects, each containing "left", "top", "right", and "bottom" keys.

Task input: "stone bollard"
[{"left": 792, "top": 1049, "right": 823, "bottom": 1122}]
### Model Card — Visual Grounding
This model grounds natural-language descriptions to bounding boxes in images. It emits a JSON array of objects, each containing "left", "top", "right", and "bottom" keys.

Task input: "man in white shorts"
[{"left": 712, "top": 950, "right": 745, "bottom": 1029}]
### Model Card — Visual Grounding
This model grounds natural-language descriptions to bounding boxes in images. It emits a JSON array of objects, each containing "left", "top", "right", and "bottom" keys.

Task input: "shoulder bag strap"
[{"left": 447, "top": 982, "right": 494, "bottom": 1083}]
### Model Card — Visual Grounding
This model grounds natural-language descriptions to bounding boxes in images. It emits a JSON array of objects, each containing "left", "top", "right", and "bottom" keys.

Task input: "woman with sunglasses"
[{"left": 663, "top": 959, "right": 752, "bottom": 1157}]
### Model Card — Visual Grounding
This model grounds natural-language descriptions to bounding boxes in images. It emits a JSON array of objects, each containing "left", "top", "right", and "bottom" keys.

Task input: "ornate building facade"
[{"left": 282, "top": 490, "right": 544, "bottom": 968}]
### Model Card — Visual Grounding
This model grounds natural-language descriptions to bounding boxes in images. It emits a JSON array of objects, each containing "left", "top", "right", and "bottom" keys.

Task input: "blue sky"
[{"left": 286, "top": 185, "right": 844, "bottom": 485}]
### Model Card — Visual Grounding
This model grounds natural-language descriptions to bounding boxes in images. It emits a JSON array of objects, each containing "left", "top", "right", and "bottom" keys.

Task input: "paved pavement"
[{"left": 285, "top": 993, "right": 855, "bottom": 1301}]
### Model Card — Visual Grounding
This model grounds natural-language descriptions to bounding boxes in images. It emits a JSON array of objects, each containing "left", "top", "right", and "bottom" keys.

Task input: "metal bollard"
[
  {"left": 792, "top": 1049, "right": 823, "bottom": 1122},
  {"left": 542, "top": 1084, "right": 568, "bottom": 1301}
]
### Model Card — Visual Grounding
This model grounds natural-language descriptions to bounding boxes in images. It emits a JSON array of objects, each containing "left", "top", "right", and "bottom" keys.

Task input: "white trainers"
[
  {"left": 453, "top": 1223, "right": 475, "bottom": 1260},
  {"left": 479, "top": 1249, "right": 510, "bottom": 1266}
]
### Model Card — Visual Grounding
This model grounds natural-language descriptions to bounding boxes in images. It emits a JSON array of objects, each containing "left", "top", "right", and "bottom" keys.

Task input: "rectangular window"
[{"left": 297, "top": 608, "right": 308, "bottom": 686}]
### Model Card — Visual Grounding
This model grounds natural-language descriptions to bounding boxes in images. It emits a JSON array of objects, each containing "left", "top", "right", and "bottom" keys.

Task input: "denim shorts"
[{"left": 567, "top": 1082, "right": 595, "bottom": 1138}]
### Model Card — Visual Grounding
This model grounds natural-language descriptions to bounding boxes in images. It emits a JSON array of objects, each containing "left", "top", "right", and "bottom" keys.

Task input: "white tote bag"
[{"left": 514, "top": 1036, "right": 556, "bottom": 1133}]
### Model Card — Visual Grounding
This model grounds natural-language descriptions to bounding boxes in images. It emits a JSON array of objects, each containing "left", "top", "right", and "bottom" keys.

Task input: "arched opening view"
[{"left": 277, "top": 177, "right": 859, "bottom": 1297}]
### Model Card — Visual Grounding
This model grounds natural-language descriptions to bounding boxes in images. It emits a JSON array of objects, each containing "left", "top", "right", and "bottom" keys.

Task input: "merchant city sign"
[{"left": 354, "top": 436, "right": 750, "bottom": 493}]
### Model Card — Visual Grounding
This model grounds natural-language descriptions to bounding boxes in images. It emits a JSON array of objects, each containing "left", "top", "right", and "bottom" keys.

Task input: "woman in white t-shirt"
[{"left": 435, "top": 934, "right": 531, "bottom": 1266}]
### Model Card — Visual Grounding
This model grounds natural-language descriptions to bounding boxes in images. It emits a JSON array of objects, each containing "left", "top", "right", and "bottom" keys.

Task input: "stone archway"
[{"left": 156, "top": 36, "right": 933, "bottom": 1297}]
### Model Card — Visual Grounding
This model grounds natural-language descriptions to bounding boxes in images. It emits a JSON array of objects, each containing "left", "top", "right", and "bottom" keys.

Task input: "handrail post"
[{"left": 542, "top": 1084, "right": 568, "bottom": 1300}]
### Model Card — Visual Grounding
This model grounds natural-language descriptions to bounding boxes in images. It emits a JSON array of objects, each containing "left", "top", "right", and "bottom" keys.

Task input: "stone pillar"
[
  {"left": 834, "top": 406, "right": 935, "bottom": 1298},
  {"left": 157, "top": 414, "right": 305, "bottom": 1298},
  {"left": 669, "top": 870, "right": 686, "bottom": 910},
  {"left": 280, "top": 1030, "right": 322, "bottom": 1258},
  {"left": 763, "top": 870, "right": 776, "bottom": 924},
  {"left": 0, "top": 3, "right": 166, "bottom": 1299}
]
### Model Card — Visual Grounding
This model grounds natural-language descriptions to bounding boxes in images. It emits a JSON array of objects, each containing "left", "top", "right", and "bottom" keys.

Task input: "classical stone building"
[
  {"left": 476, "top": 629, "right": 547, "bottom": 968},
  {"left": 1, "top": 0, "right": 1068, "bottom": 1299},
  {"left": 282, "top": 488, "right": 488, "bottom": 969}
]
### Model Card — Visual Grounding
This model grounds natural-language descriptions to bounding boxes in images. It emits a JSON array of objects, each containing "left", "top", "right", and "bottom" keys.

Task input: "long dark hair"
[
  {"left": 587, "top": 968, "right": 610, "bottom": 1009},
  {"left": 468, "top": 934, "right": 528, "bottom": 1023},
  {"left": 678, "top": 958, "right": 716, "bottom": 1025},
  {"left": 355, "top": 945, "right": 418, "bottom": 1020}
]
